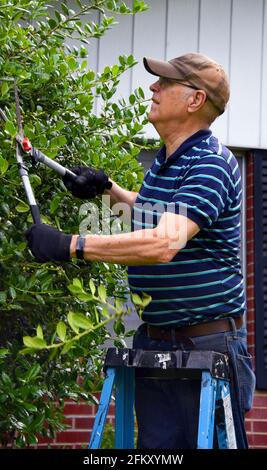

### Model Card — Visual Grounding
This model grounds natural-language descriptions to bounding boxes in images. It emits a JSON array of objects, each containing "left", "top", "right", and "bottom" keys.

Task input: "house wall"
[{"left": 67, "top": 0, "right": 267, "bottom": 149}]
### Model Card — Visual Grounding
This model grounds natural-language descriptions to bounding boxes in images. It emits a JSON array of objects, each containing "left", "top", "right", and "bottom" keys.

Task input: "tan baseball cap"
[{"left": 143, "top": 53, "right": 230, "bottom": 115}]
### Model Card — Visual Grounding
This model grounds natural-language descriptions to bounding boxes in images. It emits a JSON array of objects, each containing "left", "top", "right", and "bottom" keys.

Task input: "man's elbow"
[
  {"left": 154, "top": 236, "right": 181, "bottom": 263},
  {"left": 157, "top": 248, "right": 179, "bottom": 264},
  {"left": 152, "top": 226, "right": 186, "bottom": 264}
]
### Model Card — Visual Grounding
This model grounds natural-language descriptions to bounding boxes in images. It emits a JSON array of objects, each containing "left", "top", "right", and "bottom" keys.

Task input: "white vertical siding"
[
  {"left": 132, "top": 0, "right": 167, "bottom": 140},
  {"left": 167, "top": 0, "right": 199, "bottom": 56},
  {"left": 198, "top": 0, "right": 232, "bottom": 144},
  {"left": 67, "top": 0, "right": 267, "bottom": 149},
  {"left": 229, "top": 0, "right": 264, "bottom": 148},
  {"left": 261, "top": 0, "right": 267, "bottom": 148}
]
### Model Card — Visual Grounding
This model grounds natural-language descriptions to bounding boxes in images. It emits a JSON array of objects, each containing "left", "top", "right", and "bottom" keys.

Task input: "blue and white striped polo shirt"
[{"left": 128, "top": 129, "right": 246, "bottom": 327}]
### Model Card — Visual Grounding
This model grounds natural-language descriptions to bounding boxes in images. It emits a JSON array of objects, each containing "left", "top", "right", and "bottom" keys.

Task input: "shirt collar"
[{"left": 156, "top": 129, "right": 212, "bottom": 166}]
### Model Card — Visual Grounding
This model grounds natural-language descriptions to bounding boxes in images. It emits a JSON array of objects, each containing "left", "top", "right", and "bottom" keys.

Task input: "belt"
[{"left": 147, "top": 316, "right": 243, "bottom": 341}]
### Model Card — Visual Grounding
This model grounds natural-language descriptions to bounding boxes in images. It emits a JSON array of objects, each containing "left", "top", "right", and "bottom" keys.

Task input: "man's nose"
[{"left": 150, "top": 80, "right": 160, "bottom": 92}]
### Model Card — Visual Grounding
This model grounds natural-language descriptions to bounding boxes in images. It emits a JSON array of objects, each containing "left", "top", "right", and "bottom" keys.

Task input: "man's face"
[{"left": 148, "top": 77, "right": 194, "bottom": 126}]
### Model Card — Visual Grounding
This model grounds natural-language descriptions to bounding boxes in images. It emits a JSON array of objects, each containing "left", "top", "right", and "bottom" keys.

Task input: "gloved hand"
[
  {"left": 62, "top": 166, "right": 112, "bottom": 199},
  {"left": 25, "top": 224, "right": 72, "bottom": 263}
]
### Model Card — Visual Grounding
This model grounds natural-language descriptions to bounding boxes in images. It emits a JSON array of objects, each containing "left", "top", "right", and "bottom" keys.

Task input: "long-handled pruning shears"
[{"left": 0, "top": 78, "right": 79, "bottom": 224}]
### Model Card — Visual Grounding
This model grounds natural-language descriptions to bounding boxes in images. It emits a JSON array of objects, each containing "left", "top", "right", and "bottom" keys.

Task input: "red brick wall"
[
  {"left": 37, "top": 399, "right": 115, "bottom": 449},
  {"left": 245, "top": 151, "right": 267, "bottom": 448},
  {"left": 37, "top": 151, "right": 267, "bottom": 449}
]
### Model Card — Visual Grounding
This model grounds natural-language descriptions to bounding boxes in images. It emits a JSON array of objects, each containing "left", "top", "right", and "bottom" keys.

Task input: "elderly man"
[{"left": 26, "top": 53, "right": 255, "bottom": 449}]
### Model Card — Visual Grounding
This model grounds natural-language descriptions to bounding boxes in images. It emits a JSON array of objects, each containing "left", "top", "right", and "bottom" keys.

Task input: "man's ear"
[{"left": 188, "top": 90, "right": 207, "bottom": 113}]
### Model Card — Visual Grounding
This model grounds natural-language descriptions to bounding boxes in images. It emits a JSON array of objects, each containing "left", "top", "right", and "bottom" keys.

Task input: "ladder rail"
[
  {"left": 197, "top": 371, "right": 217, "bottom": 449},
  {"left": 216, "top": 379, "right": 237, "bottom": 449},
  {"left": 88, "top": 367, "right": 116, "bottom": 449}
]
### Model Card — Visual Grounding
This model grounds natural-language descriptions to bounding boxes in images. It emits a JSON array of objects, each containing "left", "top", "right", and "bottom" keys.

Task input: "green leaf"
[
  {"left": 1, "top": 82, "right": 9, "bottom": 98},
  {"left": 23, "top": 336, "right": 47, "bottom": 349},
  {"left": 119, "top": 2, "right": 129, "bottom": 13},
  {"left": 138, "top": 87, "right": 145, "bottom": 99},
  {"left": 113, "top": 320, "right": 125, "bottom": 335},
  {"left": 80, "top": 46, "right": 87, "bottom": 58},
  {"left": 5, "top": 120, "right": 17, "bottom": 137},
  {"left": 67, "top": 311, "right": 79, "bottom": 334},
  {"left": 89, "top": 279, "right": 96, "bottom": 296},
  {"left": 48, "top": 18, "right": 57, "bottom": 28},
  {"left": 24, "top": 403, "right": 38, "bottom": 412},
  {"left": 68, "top": 278, "right": 84, "bottom": 294},
  {"left": 56, "top": 321, "right": 67, "bottom": 342},
  {"left": 81, "top": 60, "right": 87, "bottom": 70},
  {"left": 29, "top": 174, "right": 42, "bottom": 186},
  {"left": 0, "top": 349, "right": 9, "bottom": 357},
  {"left": 77, "top": 292, "right": 93, "bottom": 302},
  {"left": 50, "top": 195, "right": 61, "bottom": 214},
  {"left": 112, "top": 64, "right": 119, "bottom": 76},
  {"left": 101, "top": 305, "right": 110, "bottom": 318},
  {"left": 31, "top": 414, "right": 45, "bottom": 430},
  {"left": 133, "top": 0, "right": 149, "bottom": 13},
  {"left": 15, "top": 201, "right": 29, "bottom": 213},
  {"left": 67, "top": 56, "right": 78, "bottom": 71},
  {"left": 73, "top": 278, "right": 83, "bottom": 289},
  {"left": 1, "top": 371, "right": 11, "bottom": 386},
  {"left": 127, "top": 54, "right": 135, "bottom": 66},
  {"left": 125, "top": 329, "right": 136, "bottom": 337},
  {"left": 0, "top": 156, "right": 8, "bottom": 175},
  {"left": 55, "top": 9, "right": 64, "bottom": 23},
  {"left": 27, "top": 434, "right": 38, "bottom": 444},
  {"left": 9, "top": 286, "right": 16, "bottom": 300},
  {"left": 68, "top": 284, "right": 84, "bottom": 295},
  {"left": 48, "top": 348, "right": 58, "bottom": 361},
  {"left": 119, "top": 55, "right": 126, "bottom": 66},
  {"left": 19, "top": 348, "right": 35, "bottom": 355},
  {"left": 61, "top": 341, "right": 75, "bottom": 355},
  {"left": 70, "top": 312, "right": 93, "bottom": 330},
  {"left": 36, "top": 325, "right": 43, "bottom": 339},
  {"left": 55, "top": 120, "right": 65, "bottom": 131},
  {"left": 141, "top": 292, "right": 152, "bottom": 307},
  {"left": 129, "top": 94, "right": 135, "bottom": 105},
  {"left": 98, "top": 285, "right": 106, "bottom": 303},
  {"left": 131, "top": 293, "right": 143, "bottom": 306},
  {"left": 61, "top": 3, "right": 70, "bottom": 16},
  {"left": 50, "top": 135, "right": 67, "bottom": 149},
  {"left": 25, "top": 364, "right": 41, "bottom": 381}
]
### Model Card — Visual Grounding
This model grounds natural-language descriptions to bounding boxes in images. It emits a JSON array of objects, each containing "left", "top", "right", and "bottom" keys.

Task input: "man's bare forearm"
[
  {"left": 69, "top": 213, "right": 199, "bottom": 265},
  {"left": 104, "top": 180, "right": 138, "bottom": 208},
  {"left": 70, "top": 229, "right": 173, "bottom": 265}
]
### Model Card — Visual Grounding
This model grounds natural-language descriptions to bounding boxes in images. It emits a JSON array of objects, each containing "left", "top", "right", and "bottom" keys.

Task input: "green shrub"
[{"left": 0, "top": 0, "right": 151, "bottom": 447}]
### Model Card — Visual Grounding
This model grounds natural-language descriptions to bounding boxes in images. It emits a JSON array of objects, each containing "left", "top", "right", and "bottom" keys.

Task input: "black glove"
[
  {"left": 25, "top": 224, "right": 72, "bottom": 263},
  {"left": 62, "top": 166, "right": 112, "bottom": 199}
]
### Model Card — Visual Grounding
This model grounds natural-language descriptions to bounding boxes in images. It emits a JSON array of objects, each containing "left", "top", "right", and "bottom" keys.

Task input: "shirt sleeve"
[{"left": 167, "top": 155, "right": 233, "bottom": 229}]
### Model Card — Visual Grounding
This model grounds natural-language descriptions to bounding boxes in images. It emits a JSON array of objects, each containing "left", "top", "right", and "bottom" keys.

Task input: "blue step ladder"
[{"left": 88, "top": 348, "right": 237, "bottom": 449}]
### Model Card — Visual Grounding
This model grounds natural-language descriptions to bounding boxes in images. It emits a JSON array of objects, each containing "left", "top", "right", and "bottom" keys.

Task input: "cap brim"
[{"left": 143, "top": 57, "right": 183, "bottom": 79}]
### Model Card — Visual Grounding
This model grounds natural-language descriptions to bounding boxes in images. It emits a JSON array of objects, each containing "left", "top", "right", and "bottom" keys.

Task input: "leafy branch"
[{"left": 22, "top": 278, "right": 151, "bottom": 354}]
